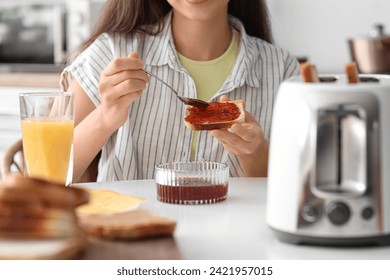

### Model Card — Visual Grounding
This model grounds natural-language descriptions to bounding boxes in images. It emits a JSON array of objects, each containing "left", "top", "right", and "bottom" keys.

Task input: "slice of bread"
[
  {"left": 0, "top": 206, "right": 81, "bottom": 239},
  {"left": 0, "top": 218, "right": 83, "bottom": 239},
  {"left": 0, "top": 175, "right": 89, "bottom": 259},
  {"left": 345, "top": 62, "right": 360, "bottom": 83},
  {"left": 0, "top": 176, "right": 90, "bottom": 209},
  {"left": 300, "top": 63, "right": 320, "bottom": 83},
  {"left": 184, "top": 100, "right": 245, "bottom": 131},
  {"left": 77, "top": 208, "right": 176, "bottom": 240}
]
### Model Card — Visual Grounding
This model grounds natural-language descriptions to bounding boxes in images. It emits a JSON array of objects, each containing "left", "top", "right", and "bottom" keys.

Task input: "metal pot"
[{"left": 348, "top": 24, "right": 390, "bottom": 74}]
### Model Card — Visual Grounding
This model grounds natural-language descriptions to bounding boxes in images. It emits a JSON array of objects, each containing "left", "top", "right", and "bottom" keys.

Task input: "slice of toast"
[
  {"left": 77, "top": 208, "right": 176, "bottom": 240},
  {"left": 300, "top": 63, "right": 320, "bottom": 83},
  {"left": 0, "top": 176, "right": 90, "bottom": 209},
  {"left": 184, "top": 100, "right": 245, "bottom": 131},
  {"left": 0, "top": 217, "right": 83, "bottom": 239},
  {"left": 0, "top": 175, "right": 88, "bottom": 259},
  {"left": 0, "top": 206, "right": 81, "bottom": 239},
  {"left": 345, "top": 62, "right": 360, "bottom": 83}
]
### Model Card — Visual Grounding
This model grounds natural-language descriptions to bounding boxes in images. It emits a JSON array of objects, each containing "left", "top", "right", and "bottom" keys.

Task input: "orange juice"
[{"left": 21, "top": 118, "right": 74, "bottom": 184}]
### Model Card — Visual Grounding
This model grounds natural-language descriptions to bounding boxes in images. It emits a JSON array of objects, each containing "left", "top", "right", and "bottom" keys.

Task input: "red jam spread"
[
  {"left": 157, "top": 183, "right": 228, "bottom": 204},
  {"left": 185, "top": 102, "right": 240, "bottom": 124}
]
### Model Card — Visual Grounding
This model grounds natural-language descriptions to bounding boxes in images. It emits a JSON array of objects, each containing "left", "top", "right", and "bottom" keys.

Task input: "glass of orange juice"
[{"left": 19, "top": 92, "right": 74, "bottom": 186}]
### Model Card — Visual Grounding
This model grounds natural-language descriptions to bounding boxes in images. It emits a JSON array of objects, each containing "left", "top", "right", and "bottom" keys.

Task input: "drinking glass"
[{"left": 19, "top": 92, "right": 74, "bottom": 186}]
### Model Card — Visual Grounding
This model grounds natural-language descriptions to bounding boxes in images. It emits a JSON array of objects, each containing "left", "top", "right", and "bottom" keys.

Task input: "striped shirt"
[{"left": 61, "top": 12, "right": 299, "bottom": 181}]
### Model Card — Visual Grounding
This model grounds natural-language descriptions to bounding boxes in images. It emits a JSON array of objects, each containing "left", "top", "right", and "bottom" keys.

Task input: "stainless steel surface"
[
  {"left": 142, "top": 68, "right": 209, "bottom": 108},
  {"left": 0, "top": 0, "right": 104, "bottom": 73},
  {"left": 349, "top": 23, "right": 390, "bottom": 74},
  {"left": 300, "top": 91, "right": 381, "bottom": 236},
  {"left": 267, "top": 75, "right": 390, "bottom": 245},
  {"left": 66, "top": 0, "right": 105, "bottom": 53},
  {"left": 315, "top": 106, "right": 367, "bottom": 196},
  {"left": 52, "top": 5, "right": 65, "bottom": 64},
  {"left": 0, "top": 3, "right": 66, "bottom": 66}
]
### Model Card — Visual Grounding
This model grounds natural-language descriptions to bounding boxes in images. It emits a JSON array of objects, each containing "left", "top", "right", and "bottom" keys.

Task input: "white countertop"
[{"left": 76, "top": 178, "right": 390, "bottom": 260}]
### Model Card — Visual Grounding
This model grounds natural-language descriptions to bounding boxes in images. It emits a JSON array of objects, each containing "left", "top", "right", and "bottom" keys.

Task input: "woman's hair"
[{"left": 73, "top": 0, "right": 272, "bottom": 58}]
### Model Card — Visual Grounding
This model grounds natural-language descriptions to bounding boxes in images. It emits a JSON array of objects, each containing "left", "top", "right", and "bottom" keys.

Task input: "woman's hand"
[
  {"left": 98, "top": 52, "right": 149, "bottom": 133},
  {"left": 209, "top": 95, "right": 269, "bottom": 177}
]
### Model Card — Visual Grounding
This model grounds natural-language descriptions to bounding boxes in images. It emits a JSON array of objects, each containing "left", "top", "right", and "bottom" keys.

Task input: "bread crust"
[
  {"left": 300, "top": 63, "right": 320, "bottom": 83},
  {"left": 77, "top": 209, "right": 176, "bottom": 240},
  {"left": 345, "top": 62, "right": 360, "bottom": 83},
  {"left": 0, "top": 175, "right": 89, "bottom": 245},
  {"left": 184, "top": 100, "right": 245, "bottom": 131},
  {"left": 0, "top": 176, "right": 90, "bottom": 209},
  {"left": 0, "top": 218, "right": 83, "bottom": 239}
]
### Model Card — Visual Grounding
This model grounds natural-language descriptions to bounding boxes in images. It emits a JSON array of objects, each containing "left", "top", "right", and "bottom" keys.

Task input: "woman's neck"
[{"left": 171, "top": 12, "right": 232, "bottom": 61}]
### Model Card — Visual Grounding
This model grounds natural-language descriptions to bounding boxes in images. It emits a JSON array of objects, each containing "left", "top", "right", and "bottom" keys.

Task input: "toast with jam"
[{"left": 184, "top": 99, "right": 245, "bottom": 131}]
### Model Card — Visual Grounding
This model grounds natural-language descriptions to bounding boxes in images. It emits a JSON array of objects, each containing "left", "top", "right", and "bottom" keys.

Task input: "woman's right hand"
[{"left": 98, "top": 52, "right": 149, "bottom": 133}]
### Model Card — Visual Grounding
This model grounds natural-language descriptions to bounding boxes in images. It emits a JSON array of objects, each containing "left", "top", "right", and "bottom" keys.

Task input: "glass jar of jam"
[{"left": 155, "top": 161, "right": 229, "bottom": 205}]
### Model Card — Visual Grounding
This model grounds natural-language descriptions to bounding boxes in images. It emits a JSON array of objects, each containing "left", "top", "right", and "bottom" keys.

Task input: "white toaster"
[{"left": 267, "top": 74, "right": 390, "bottom": 245}]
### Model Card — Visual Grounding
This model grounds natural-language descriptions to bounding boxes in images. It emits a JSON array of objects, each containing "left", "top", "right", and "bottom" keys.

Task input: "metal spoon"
[{"left": 142, "top": 69, "right": 209, "bottom": 108}]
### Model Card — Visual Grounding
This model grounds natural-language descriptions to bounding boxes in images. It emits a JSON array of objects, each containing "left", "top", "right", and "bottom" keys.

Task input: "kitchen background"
[
  {"left": 267, "top": 0, "right": 390, "bottom": 73},
  {"left": 0, "top": 0, "right": 389, "bottom": 175}
]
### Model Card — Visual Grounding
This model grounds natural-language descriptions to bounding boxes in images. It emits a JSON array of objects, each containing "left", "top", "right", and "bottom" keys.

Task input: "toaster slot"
[
  {"left": 360, "top": 77, "right": 380, "bottom": 83},
  {"left": 319, "top": 76, "right": 338, "bottom": 83},
  {"left": 315, "top": 105, "right": 367, "bottom": 195}
]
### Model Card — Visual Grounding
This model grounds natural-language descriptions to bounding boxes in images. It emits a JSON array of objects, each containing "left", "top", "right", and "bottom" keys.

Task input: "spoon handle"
[
  {"left": 142, "top": 68, "right": 209, "bottom": 108},
  {"left": 142, "top": 68, "right": 180, "bottom": 97}
]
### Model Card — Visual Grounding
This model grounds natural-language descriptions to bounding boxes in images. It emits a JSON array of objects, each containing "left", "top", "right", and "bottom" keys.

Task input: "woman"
[{"left": 61, "top": 0, "right": 299, "bottom": 182}]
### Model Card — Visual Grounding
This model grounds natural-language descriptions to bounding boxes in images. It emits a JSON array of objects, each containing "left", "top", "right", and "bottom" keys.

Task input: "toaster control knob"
[
  {"left": 327, "top": 202, "right": 351, "bottom": 226},
  {"left": 302, "top": 204, "right": 320, "bottom": 223},
  {"left": 361, "top": 207, "right": 375, "bottom": 220}
]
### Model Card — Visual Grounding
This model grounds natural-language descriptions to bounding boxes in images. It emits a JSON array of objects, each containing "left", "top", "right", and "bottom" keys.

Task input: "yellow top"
[{"left": 178, "top": 33, "right": 238, "bottom": 160}]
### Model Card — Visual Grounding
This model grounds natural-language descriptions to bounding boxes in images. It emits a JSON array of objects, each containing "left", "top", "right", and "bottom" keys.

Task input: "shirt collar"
[
  {"left": 143, "top": 12, "right": 261, "bottom": 88},
  {"left": 224, "top": 15, "right": 262, "bottom": 89},
  {"left": 143, "top": 11, "right": 179, "bottom": 68}
]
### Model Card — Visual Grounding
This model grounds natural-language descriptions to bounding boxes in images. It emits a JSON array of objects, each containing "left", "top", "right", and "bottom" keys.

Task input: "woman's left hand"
[{"left": 209, "top": 95, "right": 269, "bottom": 177}]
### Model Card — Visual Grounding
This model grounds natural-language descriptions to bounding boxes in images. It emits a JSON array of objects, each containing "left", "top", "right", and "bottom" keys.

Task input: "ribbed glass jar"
[{"left": 155, "top": 161, "right": 229, "bottom": 205}]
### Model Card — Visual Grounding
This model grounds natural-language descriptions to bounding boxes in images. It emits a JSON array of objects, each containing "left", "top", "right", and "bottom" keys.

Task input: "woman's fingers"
[
  {"left": 102, "top": 55, "right": 144, "bottom": 76},
  {"left": 210, "top": 129, "right": 241, "bottom": 145},
  {"left": 102, "top": 78, "right": 147, "bottom": 102},
  {"left": 97, "top": 52, "right": 149, "bottom": 130},
  {"left": 106, "top": 69, "right": 149, "bottom": 86},
  {"left": 208, "top": 95, "right": 266, "bottom": 157},
  {"left": 210, "top": 129, "right": 253, "bottom": 155},
  {"left": 228, "top": 123, "right": 259, "bottom": 142},
  {"left": 209, "top": 120, "right": 264, "bottom": 156},
  {"left": 219, "top": 95, "right": 230, "bottom": 102}
]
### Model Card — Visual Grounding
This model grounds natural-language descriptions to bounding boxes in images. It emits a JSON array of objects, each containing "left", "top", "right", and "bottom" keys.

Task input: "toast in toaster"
[
  {"left": 300, "top": 63, "right": 320, "bottom": 83},
  {"left": 345, "top": 62, "right": 360, "bottom": 83}
]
